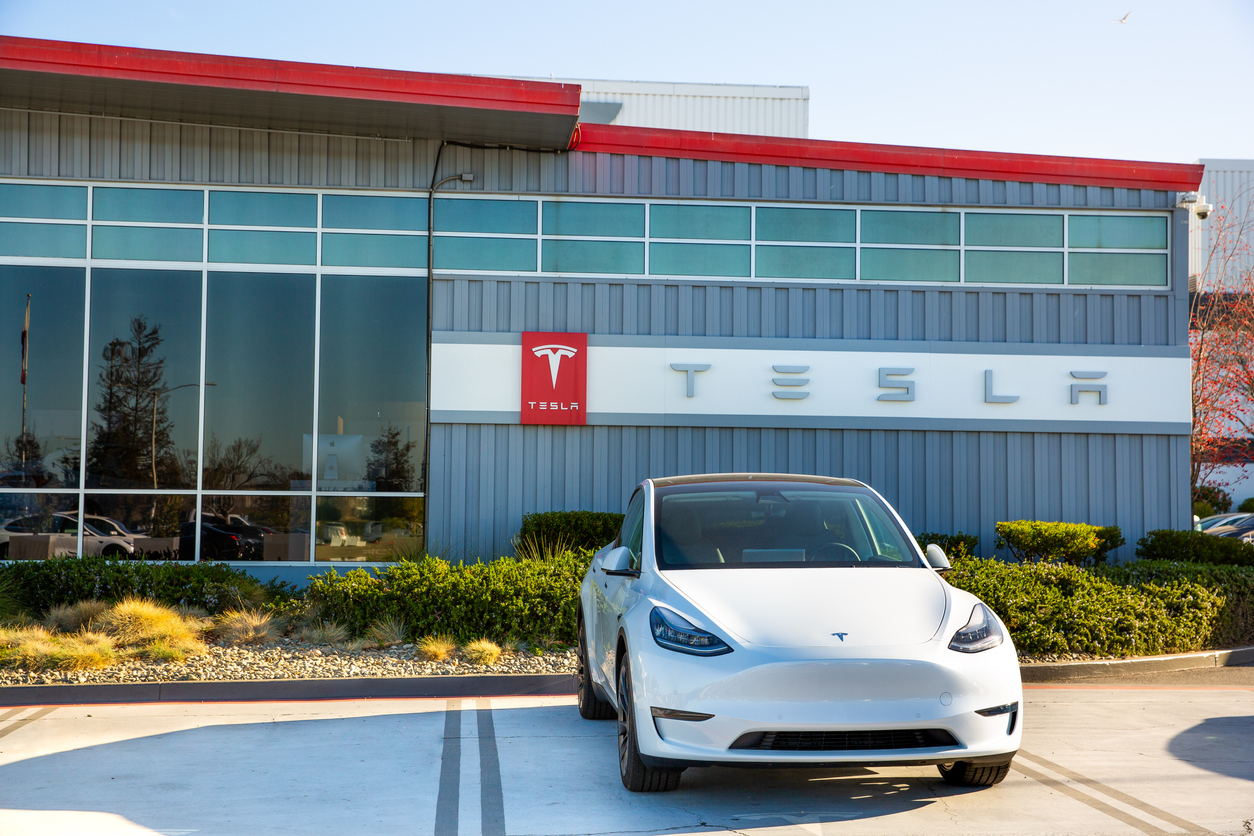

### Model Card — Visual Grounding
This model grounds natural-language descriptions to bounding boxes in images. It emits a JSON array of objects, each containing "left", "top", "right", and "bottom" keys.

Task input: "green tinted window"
[
  {"left": 1069, "top": 216, "right": 1167, "bottom": 249},
  {"left": 92, "top": 226, "right": 202, "bottom": 262},
  {"left": 434, "top": 236, "right": 536, "bottom": 271},
  {"left": 756, "top": 245, "right": 855, "bottom": 280},
  {"left": 861, "top": 248, "right": 959, "bottom": 282},
  {"left": 0, "top": 184, "right": 86, "bottom": 220},
  {"left": 1069, "top": 252, "right": 1168, "bottom": 286},
  {"left": 542, "top": 240, "right": 644, "bottom": 274},
  {"left": 208, "top": 230, "right": 316, "bottom": 264},
  {"left": 650, "top": 205, "right": 751, "bottom": 240},
  {"left": 434, "top": 199, "right": 536, "bottom": 234},
  {"left": 209, "top": 191, "right": 316, "bottom": 228},
  {"left": 756, "top": 207, "right": 855, "bottom": 243},
  {"left": 93, "top": 188, "right": 203, "bottom": 224},
  {"left": 966, "top": 213, "right": 1062, "bottom": 248},
  {"left": 322, "top": 233, "right": 426, "bottom": 268},
  {"left": 543, "top": 202, "right": 644, "bottom": 237},
  {"left": 965, "top": 251, "right": 1063, "bottom": 284},
  {"left": 862, "top": 211, "right": 960, "bottom": 245},
  {"left": 649, "top": 243, "right": 751, "bottom": 277},
  {"left": 323, "top": 195, "right": 425, "bottom": 231},
  {"left": 0, "top": 222, "right": 86, "bottom": 257}
]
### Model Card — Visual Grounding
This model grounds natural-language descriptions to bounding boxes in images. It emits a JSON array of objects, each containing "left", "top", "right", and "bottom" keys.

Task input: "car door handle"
[{"left": 617, "top": 614, "right": 621, "bottom": 620}]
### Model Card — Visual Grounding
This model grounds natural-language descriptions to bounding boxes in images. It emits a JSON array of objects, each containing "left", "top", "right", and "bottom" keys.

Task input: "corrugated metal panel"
[
  {"left": 428, "top": 425, "right": 1189, "bottom": 560},
  {"left": 433, "top": 278, "right": 1183, "bottom": 346},
  {"left": 0, "top": 112, "right": 1180, "bottom": 209},
  {"left": 1191, "top": 159, "right": 1254, "bottom": 283}
]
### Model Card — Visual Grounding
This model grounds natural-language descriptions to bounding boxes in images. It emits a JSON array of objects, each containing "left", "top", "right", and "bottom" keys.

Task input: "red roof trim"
[
  {"left": 573, "top": 124, "right": 1204, "bottom": 192},
  {"left": 0, "top": 36, "right": 581, "bottom": 117}
]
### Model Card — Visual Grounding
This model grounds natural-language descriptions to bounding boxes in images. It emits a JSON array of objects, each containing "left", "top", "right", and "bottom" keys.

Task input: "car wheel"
[
  {"left": 577, "top": 616, "right": 615, "bottom": 720},
  {"left": 0, "top": 542, "right": 7, "bottom": 558},
  {"left": 937, "top": 759, "right": 1012, "bottom": 787},
  {"left": 617, "top": 659, "right": 683, "bottom": 792},
  {"left": 101, "top": 545, "right": 125, "bottom": 558}
]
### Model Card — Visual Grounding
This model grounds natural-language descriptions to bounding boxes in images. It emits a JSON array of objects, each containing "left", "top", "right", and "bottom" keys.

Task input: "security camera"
[{"left": 1176, "top": 191, "right": 1212, "bottom": 220}]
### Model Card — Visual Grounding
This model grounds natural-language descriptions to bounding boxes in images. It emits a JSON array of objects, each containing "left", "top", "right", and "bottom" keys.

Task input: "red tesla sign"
[{"left": 521, "top": 331, "right": 587, "bottom": 425}]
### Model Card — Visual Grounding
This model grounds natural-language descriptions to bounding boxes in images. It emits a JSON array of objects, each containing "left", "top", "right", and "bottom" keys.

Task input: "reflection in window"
[
  {"left": 314, "top": 495, "right": 423, "bottom": 562},
  {"left": 0, "top": 222, "right": 86, "bottom": 258},
  {"left": 861, "top": 248, "right": 960, "bottom": 282},
  {"left": 83, "top": 493, "right": 195, "bottom": 560},
  {"left": 209, "top": 191, "right": 316, "bottom": 228},
  {"left": 93, "top": 188, "right": 203, "bottom": 224},
  {"left": 86, "top": 269, "right": 202, "bottom": 490},
  {"left": 1069, "top": 216, "right": 1167, "bottom": 250},
  {"left": 201, "top": 495, "right": 311, "bottom": 561},
  {"left": 649, "top": 243, "right": 750, "bottom": 277},
  {"left": 317, "top": 275, "right": 427, "bottom": 493},
  {"left": 0, "top": 267, "right": 84, "bottom": 488},
  {"left": 204, "top": 273, "right": 314, "bottom": 491},
  {"left": 323, "top": 195, "right": 425, "bottom": 231},
  {"left": 0, "top": 493, "right": 78, "bottom": 559},
  {"left": 650, "top": 205, "right": 751, "bottom": 240},
  {"left": 862, "top": 211, "right": 960, "bottom": 246}
]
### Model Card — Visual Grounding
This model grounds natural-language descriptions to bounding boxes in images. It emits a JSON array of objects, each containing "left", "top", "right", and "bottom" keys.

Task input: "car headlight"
[
  {"left": 948, "top": 603, "right": 1004, "bottom": 653},
  {"left": 649, "top": 607, "right": 732, "bottom": 656}
]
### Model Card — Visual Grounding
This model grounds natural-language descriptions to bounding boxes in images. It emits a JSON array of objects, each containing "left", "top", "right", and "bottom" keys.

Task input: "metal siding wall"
[{"left": 428, "top": 426, "right": 1188, "bottom": 560}]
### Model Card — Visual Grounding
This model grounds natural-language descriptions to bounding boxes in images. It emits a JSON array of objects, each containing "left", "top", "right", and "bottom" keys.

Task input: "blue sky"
[{"left": 1, "top": 0, "right": 1251, "bottom": 163}]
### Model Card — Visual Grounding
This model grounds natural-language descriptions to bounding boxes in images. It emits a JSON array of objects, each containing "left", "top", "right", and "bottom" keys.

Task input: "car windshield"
[{"left": 653, "top": 481, "right": 921, "bottom": 569}]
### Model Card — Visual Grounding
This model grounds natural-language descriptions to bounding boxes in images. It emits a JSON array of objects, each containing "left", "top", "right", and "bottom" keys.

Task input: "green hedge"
[
  {"left": 0, "top": 557, "right": 268, "bottom": 616},
  {"left": 517, "top": 511, "right": 624, "bottom": 551},
  {"left": 308, "top": 552, "right": 594, "bottom": 644},
  {"left": 1098, "top": 561, "right": 1254, "bottom": 650},
  {"left": 1136, "top": 529, "right": 1254, "bottom": 566},
  {"left": 916, "top": 531, "right": 979, "bottom": 559},
  {"left": 994, "top": 520, "right": 1123, "bottom": 565},
  {"left": 947, "top": 558, "right": 1227, "bottom": 656}
]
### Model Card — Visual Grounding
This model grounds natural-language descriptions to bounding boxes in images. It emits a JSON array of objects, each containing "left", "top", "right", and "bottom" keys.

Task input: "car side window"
[{"left": 620, "top": 491, "right": 646, "bottom": 571}]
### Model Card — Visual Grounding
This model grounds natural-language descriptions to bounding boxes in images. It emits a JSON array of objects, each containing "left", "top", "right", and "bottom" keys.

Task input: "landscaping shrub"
[
  {"left": 418, "top": 634, "right": 456, "bottom": 661},
  {"left": 308, "top": 551, "right": 593, "bottom": 645},
  {"left": 1136, "top": 529, "right": 1254, "bottom": 566},
  {"left": 1194, "top": 484, "right": 1232, "bottom": 513},
  {"left": 0, "top": 557, "right": 268, "bottom": 616},
  {"left": 946, "top": 558, "right": 1223, "bottom": 657},
  {"left": 215, "top": 610, "right": 280, "bottom": 646},
  {"left": 517, "top": 511, "right": 624, "bottom": 552},
  {"left": 1194, "top": 500, "right": 1216, "bottom": 520},
  {"left": 1098, "top": 561, "right": 1254, "bottom": 649},
  {"left": 994, "top": 520, "right": 1119, "bottom": 565},
  {"left": 1239, "top": 497, "right": 1254, "bottom": 514},
  {"left": 916, "top": 532, "right": 979, "bottom": 559},
  {"left": 463, "top": 638, "right": 502, "bottom": 665},
  {"left": 367, "top": 616, "right": 407, "bottom": 648}
]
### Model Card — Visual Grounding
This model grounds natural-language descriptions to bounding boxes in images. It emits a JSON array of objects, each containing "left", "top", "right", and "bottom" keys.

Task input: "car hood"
[{"left": 660, "top": 567, "right": 949, "bottom": 648}]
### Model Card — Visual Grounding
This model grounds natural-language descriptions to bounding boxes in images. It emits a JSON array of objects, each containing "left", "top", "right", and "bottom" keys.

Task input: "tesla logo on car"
[
  {"left": 521, "top": 331, "right": 587, "bottom": 426},
  {"left": 832, "top": 632, "right": 849, "bottom": 641}
]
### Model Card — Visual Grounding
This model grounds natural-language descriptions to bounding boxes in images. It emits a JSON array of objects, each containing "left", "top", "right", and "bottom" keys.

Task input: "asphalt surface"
[{"left": 0, "top": 667, "right": 1250, "bottom": 835}]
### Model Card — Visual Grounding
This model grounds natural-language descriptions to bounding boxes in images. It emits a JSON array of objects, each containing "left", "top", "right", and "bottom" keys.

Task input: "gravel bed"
[
  {"left": 1018, "top": 652, "right": 1120, "bottom": 665},
  {"left": 0, "top": 640, "right": 577, "bottom": 686}
]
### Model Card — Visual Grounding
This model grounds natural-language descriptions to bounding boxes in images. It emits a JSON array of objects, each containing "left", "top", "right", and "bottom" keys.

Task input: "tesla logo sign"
[
  {"left": 831, "top": 632, "right": 848, "bottom": 641},
  {"left": 521, "top": 331, "right": 587, "bottom": 425}
]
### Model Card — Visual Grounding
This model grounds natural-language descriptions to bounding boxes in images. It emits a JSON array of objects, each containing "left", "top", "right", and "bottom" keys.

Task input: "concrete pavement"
[{"left": 0, "top": 673, "right": 1250, "bottom": 835}]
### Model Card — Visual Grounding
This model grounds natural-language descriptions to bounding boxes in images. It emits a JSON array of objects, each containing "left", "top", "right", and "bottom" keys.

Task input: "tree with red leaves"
[{"left": 1190, "top": 191, "right": 1254, "bottom": 499}]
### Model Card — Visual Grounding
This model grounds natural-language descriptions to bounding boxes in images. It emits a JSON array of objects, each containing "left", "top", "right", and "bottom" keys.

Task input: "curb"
[
  {"left": 1020, "top": 645, "right": 1254, "bottom": 682},
  {"left": 0, "top": 673, "right": 577, "bottom": 707}
]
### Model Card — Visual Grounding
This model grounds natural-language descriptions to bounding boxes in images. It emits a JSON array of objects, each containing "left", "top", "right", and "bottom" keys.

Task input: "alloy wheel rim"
[{"left": 617, "top": 670, "right": 630, "bottom": 775}]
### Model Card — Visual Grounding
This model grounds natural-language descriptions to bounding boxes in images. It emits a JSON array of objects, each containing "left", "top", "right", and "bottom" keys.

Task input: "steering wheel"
[{"left": 808, "top": 542, "right": 861, "bottom": 562}]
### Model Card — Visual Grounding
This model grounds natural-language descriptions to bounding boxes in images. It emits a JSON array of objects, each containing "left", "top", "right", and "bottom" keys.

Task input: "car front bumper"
[{"left": 629, "top": 636, "right": 1022, "bottom": 768}]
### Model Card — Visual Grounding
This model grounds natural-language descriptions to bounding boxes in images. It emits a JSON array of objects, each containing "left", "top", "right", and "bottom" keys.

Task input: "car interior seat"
[{"left": 658, "top": 506, "right": 724, "bottom": 565}]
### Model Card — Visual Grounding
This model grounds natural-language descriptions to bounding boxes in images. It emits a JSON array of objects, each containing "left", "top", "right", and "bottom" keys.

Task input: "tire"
[
  {"left": 577, "top": 616, "right": 615, "bottom": 720},
  {"left": 617, "top": 659, "right": 683, "bottom": 792},
  {"left": 937, "top": 759, "right": 1012, "bottom": 787},
  {"left": 0, "top": 542, "right": 7, "bottom": 558},
  {"left": 101, "top": 545, "right": 126, "bottom": 558}
]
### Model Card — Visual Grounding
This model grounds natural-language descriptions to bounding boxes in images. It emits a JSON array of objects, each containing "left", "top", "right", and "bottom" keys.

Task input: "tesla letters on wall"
[{"left": 521, "top": 331, "right": 587, "bottom": 425}]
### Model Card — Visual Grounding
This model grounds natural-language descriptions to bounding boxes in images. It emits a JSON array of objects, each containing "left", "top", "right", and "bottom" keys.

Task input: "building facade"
[{"left": 0, "top": 37, "right": 1201, "bottom": 574}]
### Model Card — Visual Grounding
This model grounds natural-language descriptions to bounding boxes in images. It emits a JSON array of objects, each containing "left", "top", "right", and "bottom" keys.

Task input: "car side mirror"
[
  {"left": 601, "top": 546, "right": 639, "bottom": 577},
  {"left": 925, "top": 543, "right": 951, "bottom": 574}
]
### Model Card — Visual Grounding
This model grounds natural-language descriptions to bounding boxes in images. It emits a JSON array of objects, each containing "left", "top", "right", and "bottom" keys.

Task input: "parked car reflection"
[
  {"left": 0, "top": 511, "right": 135, "bottom": 558},
  {"left": 179, "top": 521, "right": 262, "bottom": 561}
]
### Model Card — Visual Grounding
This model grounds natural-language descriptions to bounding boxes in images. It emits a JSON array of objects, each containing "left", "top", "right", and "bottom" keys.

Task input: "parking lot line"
[
  {"left": 434, "top": 699, "right": 462, "bottom": 836},
  {"left": 0, "top": 707, "right": 55, "bottom": 741},
  {"left": 1012, "top": 759, "right": 1174, "bottom": 835},
  {"left": 1018, "top": 749, "right": 1214, "bottom": 835},
  {"left": 477, "top": 698, "right": 506, "bottom": 836}
]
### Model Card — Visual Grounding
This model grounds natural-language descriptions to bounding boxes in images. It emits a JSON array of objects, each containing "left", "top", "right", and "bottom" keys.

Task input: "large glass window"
[
  {"left": 966, "top": 213, "right": 1062, "bottom": 248},
  {"left": 0, "top": 494, "right": 78, "bottom": 559},
  {"left": 85, "top": 269, "right": 202, "bottom": 490},
  {"left": 434, "top": 236, "right": 535, "bottom": 271},
  {"left": 543, "top": 202, "right": 644, "bottom": 237},
  {"left": 317, "top": 275, "right": 427, "bottom": 494},
  {"left": 204, "top": 272, "right": 315, "bottom": 491},
  {"left": 1069, "top": 216, "right": 1167, "bottom": 249},
  {"left": 649, "top": 243, "right": 751, "bottom": 277},
  {"left": 201, "top": 495, "right": 312, "bottom": 561},
  {"left": 756, "top": 245, "right": 854, "bottom": 280},
  {"left": 965, "top": 251, "right": 1063, "bottom": 284},
  {"left": 1068, "top": 252, "right": 1168, "bottom": 286},
  {"left": 861, "top": 248, "right": 959, "bottom": 282},
  {"left": 0, "top": 222, "right": 86, "bottom": 258},
  {"left": 83, "top": 493, "right": 195, "bottom": 560},
  {"left": 93, "top": 188, "right": 203, "bottom": 224},
  {"left": 0, "top": 184, "right": 86, "bottom": 219},
  {"left": 434, "top": 198, "right": 536, "bottom": 234},
  {"left": 862, "top": 211, "right": 960, "bottom": 246},
  {"left": 542, "top": 240, "right": 643, "bottom": 274},
  {"left": 0, "top": 266, "right": 84, "bottom": 488},
  {"left": 650, "top": 205, "right": 750, "bottom": 240},
  {"left": 756, "top": 207, "right": 855, "bottom": 243},
  {"left": 322, "top": 233, "right": 426, "bottom": 269},
  {"left": 323, "top": 195, "right": 425, "bottom": 231},
  {"left": 92, "top": 226, "right": 202, "bottom": 262},
  {"left": 209, "top": 230, "right": 316, "bottom": 264},
  {"left": 209, "top": 191, "right": 316, "bottom": 228},
  {"left": 314, "top": 495, "right": 423, "bottom": 562}
]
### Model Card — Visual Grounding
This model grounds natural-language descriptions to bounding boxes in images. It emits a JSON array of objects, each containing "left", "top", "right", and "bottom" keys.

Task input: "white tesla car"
[{"left": 577, "top": 473, "right": 1021, "bottom": 792}]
